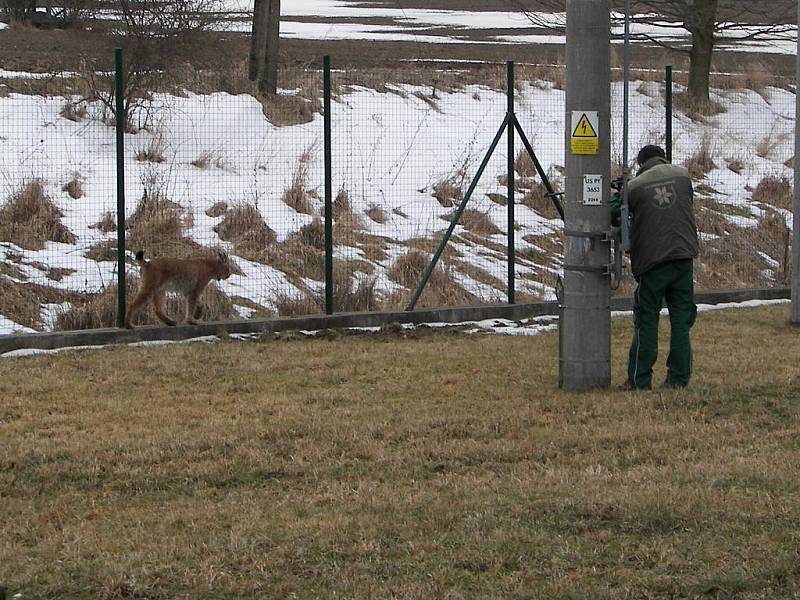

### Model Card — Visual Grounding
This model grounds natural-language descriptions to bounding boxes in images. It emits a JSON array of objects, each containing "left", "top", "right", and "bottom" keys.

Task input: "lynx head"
[{"left": 211, "top": 249, "right": 234, "bottom": 280}]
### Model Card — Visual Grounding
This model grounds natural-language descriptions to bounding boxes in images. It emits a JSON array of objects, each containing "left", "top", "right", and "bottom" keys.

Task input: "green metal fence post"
[
  {"left": 323, "top": 55, "right": 333, "bottom": 315},
  {"left": 115, "top": 48, "right": 126, "bottom": 328},
  {"left": 507, "top": 61, "right": 515, "bottom": 304},
  {"left": 665, "top": 64, "right": 673, "bottom": 162}
]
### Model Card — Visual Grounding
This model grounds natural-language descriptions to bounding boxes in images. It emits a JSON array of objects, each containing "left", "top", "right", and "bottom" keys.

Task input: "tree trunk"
[
  {"left": 249, "top": 0, "right": 280, "bottom": 94},
  {"left": 248, "top": 0, "right": 268, "bottom": 82},
  {"left": 685, "top": 0, "right": 718, "bottom": 105},
  {"left": 260, "top": 0, "right": 280, "bottom": 95}
]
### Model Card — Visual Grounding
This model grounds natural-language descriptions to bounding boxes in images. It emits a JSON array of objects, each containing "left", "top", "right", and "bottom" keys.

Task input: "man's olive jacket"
[{"left": 622, "top": 157, "right": 699, "bottom": 278}]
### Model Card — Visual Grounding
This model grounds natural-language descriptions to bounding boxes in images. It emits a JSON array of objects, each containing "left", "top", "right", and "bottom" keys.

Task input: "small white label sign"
[{"left": 583, "top": 174, "right": 603, "bottom": 206}]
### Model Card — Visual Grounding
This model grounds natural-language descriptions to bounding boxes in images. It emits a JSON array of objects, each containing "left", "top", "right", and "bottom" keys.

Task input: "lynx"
[{"left": 124, "top": 250, "right": 233, "bottom": 328}]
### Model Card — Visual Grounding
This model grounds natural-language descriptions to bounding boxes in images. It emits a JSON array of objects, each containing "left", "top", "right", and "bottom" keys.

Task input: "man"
[{"left": 611, "top": 145, "right": 699, "bottom": 390}]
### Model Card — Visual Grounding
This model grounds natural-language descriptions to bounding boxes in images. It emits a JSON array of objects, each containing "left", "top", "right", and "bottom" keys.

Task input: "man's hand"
[{"left": 609, "top": 190, "right": 622, "bottom": 227}]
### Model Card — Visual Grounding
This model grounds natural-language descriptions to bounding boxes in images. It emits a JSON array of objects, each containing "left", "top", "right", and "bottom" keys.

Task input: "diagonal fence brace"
[{"left": 405, "top": 114, "right": 511, "bottom": 312}]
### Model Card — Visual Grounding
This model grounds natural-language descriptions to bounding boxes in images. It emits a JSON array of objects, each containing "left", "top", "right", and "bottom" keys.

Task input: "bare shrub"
[
  {"left": 213, "top": 203, "right": 277, "bottom": 260},
  {"left": 365, "top": 205, "right": 388, "bottom": 224},
  {"left": 684, "top": 138, "right": 716, "bottom": 179},
  {"left": 62, "top": 176, "right": 83, "bottom": 199},
  {"left": 0, "top": 181, "right": 77, "bottom": 250},
  {"left": 432, "top": 180, "right": 463, "bottom": 208},
  {"left": 752, "top": 175, "right": 792, "bottom": 210}
]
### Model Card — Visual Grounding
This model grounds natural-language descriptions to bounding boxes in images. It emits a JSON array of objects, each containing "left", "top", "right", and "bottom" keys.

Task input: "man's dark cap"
[{"left": 637, "top": 145, "right": 666, "bottom": 165}]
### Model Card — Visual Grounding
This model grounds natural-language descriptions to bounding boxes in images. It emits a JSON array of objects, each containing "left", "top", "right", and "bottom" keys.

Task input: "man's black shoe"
[
  {"left": 661, "top": 380, "right": 687, "bottom": 389},
  {"left": 619, "top": 380, "right": 651, "bottom": 391}
]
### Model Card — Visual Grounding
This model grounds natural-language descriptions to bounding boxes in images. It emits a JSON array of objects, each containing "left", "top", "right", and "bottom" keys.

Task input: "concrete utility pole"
[
  {"left": 559, "top": 0, "right": 612, "bottom": 390},
  {"left": 792, "top": 0, "right": 800, "bottom": 323}
]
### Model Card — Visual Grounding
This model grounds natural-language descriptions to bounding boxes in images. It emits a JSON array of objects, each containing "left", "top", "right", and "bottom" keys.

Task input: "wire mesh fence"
[{"left": 0, "top": 52, "right": 794, "bottom": 335}]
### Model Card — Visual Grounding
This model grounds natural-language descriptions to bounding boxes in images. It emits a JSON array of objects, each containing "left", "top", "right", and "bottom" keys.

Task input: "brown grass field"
[{"left": 1, "top": 304, "right": 799, "bottom": 598}]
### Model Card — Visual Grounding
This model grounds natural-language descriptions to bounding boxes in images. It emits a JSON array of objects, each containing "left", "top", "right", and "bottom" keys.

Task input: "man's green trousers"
[{"left": 628, "top": 258, "right": 697, "bottom": 389}]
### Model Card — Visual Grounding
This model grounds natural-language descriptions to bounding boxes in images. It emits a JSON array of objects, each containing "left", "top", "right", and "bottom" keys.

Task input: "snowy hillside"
[{"left": 0, "top": 68, "right": 795, "bottom": 333}]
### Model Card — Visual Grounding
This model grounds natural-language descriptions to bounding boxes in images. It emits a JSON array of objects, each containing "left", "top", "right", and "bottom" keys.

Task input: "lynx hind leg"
[
  {"left": 153, "top": 293, "right": 177, "bottom": 326},
  {"left": 125, "top": 287, "right": 150, "bottom": 329}
]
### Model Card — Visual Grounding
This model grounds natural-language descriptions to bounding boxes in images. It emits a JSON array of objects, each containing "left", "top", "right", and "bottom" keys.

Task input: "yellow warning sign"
[{"left": 570, "top": 110, "right": 599, "bottom": 155}]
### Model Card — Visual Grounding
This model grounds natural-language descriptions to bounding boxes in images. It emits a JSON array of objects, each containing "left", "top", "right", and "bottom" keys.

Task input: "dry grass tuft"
[
  {"left": 674, "top": 92, "right": 725, "bottom": 120},
  {"left": 213, "top": 203, "right": 277, "bottom": 260},
  {"left": 275, "top": 267, "right": 379, "bottom": 316},
  {"left": 387, "top": 250, "right": 429, "bottom": 289},
  {"left": 262, "top": 93, "right": 317, "bottom": 127},
  {"left": 59, "top": 100, "right": 87, "bottom": 122},
  {"left": 514, "top": 150, "right": 536, "bottom": 178},
  {"left": 445, "top": 208, "right": 502, "bottom": 236},
  {"left": 191, "top": 151, "right": 227, "bottom": 170},
  {"left": 486, "top": 192, "right": 507, "bottom": 206},
  {"left": 205, "top": 202, "right": 228, "bottom": 218},
  {"left": 289, "top": 218, "right": 325, "bottom": 250},
  {"left": 135, "top": 137, "right": 166, "bottom": 163},
  {"left": 126, "top": 192, "right": 199, "bottom": 258},
  {"left": 520, "top": 182, "right": 561, "bottom": 220},
  {"left": 0, "top": 180, "right": 77, "bottom": 250},
  {"left": 684, "top": 138, "right": 716, "bottom": 179},
  {"left": 0, "top": 278, "right": 82, "bottom": 330},
  {"left": 334, "top": 188, "right": 352, "bottom": 219},
  {"left": 432, "top": 179, "right": 463, "bottom": 208},
  {"left": 85, "top": 239, "right": 117, "bottom": 262},
  {"left": 62, "top": 176, "right": 83, "bottom": 199},
  {"left": 282, "top": 160, "right": 316, "bottom": 215},
  {"left": 387, "top": 250, "right": 477, "bottom": 308},
  {"left": 726, "top": 158, "right": 745, "bottom": 174},
  {"left": 365, "top": 205, "right": 388, "bottom": 224},
  {"left": 751, "top": 175, "right": 792, "bottom": 210}
]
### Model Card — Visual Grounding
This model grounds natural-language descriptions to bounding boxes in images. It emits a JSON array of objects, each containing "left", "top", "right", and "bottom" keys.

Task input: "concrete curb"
[{"left": 0, "top": 287, "right": 790, "bottom": 355}]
